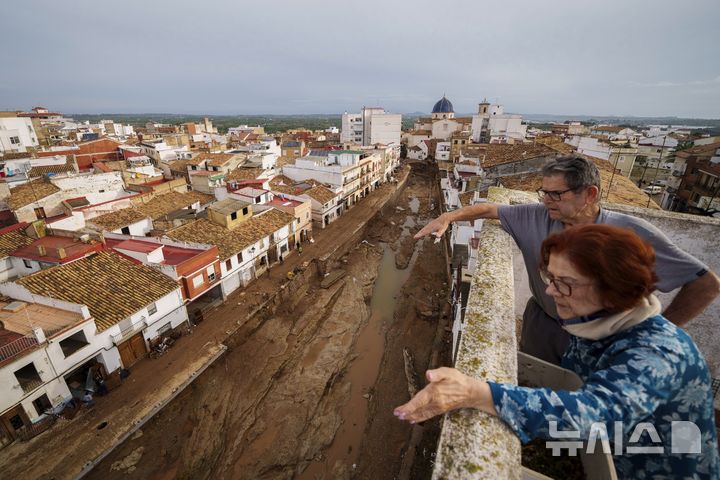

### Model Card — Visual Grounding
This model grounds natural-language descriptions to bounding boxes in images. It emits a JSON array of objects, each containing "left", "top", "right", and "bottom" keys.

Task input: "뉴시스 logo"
[{"left": 546, "top": 420, "right": 702, "bottom": 456}]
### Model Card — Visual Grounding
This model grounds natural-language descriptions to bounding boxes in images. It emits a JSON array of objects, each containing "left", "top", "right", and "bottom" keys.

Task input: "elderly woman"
[{"left": 394, "top": 224, "right": 718, "bottom": 478}]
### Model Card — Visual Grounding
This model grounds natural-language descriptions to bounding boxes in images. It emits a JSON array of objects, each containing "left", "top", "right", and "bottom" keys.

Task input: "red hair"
[{"left": 540, "top": 224, "right": 658, "bottom": 313}]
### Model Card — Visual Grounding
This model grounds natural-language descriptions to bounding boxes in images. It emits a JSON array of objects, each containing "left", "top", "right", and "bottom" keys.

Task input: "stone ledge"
[{"left": 432, "top": 186, "right": 522, "bottom": 479}]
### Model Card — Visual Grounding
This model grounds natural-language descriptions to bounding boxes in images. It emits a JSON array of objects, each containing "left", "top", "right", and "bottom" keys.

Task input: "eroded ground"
[{"left": 83, "top": 163, "right": 450, "bottom": 480}]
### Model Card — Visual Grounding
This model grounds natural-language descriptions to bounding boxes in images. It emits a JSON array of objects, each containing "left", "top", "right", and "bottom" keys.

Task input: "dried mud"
[{"left": 86, "top": 163, "right": 450, "bottom": 480}]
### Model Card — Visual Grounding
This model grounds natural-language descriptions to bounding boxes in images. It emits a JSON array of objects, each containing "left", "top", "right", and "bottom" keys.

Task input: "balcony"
[
  {"left": 111, "top": 319, "right": 147, "bottom": 345},
  {"left": 0, "top": 335, "right": 40, "bottom": 364}
]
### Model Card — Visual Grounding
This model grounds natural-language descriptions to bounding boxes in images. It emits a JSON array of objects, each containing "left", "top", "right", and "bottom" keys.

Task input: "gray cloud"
[{"left": 1, "top": 0, "right": 718, "bottom": 117}]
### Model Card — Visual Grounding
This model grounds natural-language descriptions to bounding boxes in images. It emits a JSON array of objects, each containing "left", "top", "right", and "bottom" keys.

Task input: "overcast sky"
[{"left": 1, "top": 0, "right": 719, "bottom": 117}]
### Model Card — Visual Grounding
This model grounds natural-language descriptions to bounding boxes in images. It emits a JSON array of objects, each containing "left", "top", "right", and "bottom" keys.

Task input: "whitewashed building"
[
  {"left": 0, "top": 117, "right": 39, "bottom": 154},
  {"left": 341, "top": 107, "right": 401, "bottom": 146}
]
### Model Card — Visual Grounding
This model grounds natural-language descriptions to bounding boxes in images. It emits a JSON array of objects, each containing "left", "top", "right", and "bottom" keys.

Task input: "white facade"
[
  {"left": 565, "top": 136, "right": 611, "bottom": 161},
  {"left": 0, "top": 117, "right": 39, "bottom": 154},
  {"left": 431, "top": 119, "right": 464, "bottom": 141},
  {"left": 471, "top": 103, "right": 527, "bottom": 143},
  {"left": 341, "top": 108, "right": 401, "bottom": 146},
  {"left": 436, "top": 142, "right": 451, "bottom": 161},
  {"left": 341, "top": 113, "right": 364, "bottom": 144}
]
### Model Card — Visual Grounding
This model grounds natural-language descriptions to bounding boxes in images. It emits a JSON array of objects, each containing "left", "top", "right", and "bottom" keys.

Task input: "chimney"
[
  {"left": 37, "top": 245, "right": 46, "bottom": 256},
  {"left": 33, "top": 326, "right": 46, "bottom": 344},
  {"left": 57, "top": 247, "right": 67, "bottom": 259}
]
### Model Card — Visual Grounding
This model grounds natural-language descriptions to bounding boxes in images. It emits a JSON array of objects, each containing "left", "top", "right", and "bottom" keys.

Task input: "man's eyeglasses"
[
  {"left": 539, "top": 269, "right": 592, "bottom": 297},
  {"left": 536, "top": 187, "right": 579, "bottom": 201}
]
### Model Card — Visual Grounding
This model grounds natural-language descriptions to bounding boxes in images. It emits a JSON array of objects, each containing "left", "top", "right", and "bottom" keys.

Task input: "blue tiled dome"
[{"left": 432, "top": 96, "right": 454, "bottom": 114}]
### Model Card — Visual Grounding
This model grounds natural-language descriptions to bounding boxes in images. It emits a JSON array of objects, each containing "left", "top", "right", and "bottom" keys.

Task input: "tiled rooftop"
[
  {"left": 166, "top": 208, "right": 294, "bottom": 260},
  {"left": 167, "top": 159, "right": 199, "bottom": 171},
  {"left": 7, "top": 179, "right": 61, "bottom": 209},
  {"left": 303, "top": 185, "right": 338, "bottom": 204},
  {"left": 226, "top": 167, "right": 266, "bottom": 182},
  {"left": 135, "top": 190, "right": 214, "bottom": 220},
  {"left": 88, "top": 208, "right": 149, "bottom": 231},
  {"left": 458, "top": 191, "right": 476, "bottom": 207},
  {"left": 17, "top": 252, "right": 180, "bottom": 331},
  {"left": 269, "top": 175, "right": 304, "bottom": 195},
  {"left": 11, "top": 235, "right": 103, "bottom": 264},
  {"left": 481, "top": 144, "right": 556, "bottom": 168},
  {"left": 106, "top": 238, "right": 207, "bottom": 266},
  {"left": 28, "top": 157, "right": 78, "bottom": 178},
  {"left": 196, "top": 153, "right": 240, "bottom": 167},
  {"left": 0, "top": 224, "right": 34, "bottom": 258}
]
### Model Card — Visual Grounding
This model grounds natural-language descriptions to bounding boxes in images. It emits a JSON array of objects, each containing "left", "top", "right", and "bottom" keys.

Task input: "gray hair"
[{"left": 542, "top": 155, "right": 601, "bottom": 191}]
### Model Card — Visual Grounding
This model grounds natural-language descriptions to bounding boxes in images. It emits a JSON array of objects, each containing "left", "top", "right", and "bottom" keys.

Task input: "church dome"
[{"left": 432, "top": 96, "right": 454, "bottom": 114}]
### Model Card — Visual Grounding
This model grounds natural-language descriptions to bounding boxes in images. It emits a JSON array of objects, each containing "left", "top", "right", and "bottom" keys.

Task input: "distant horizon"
[{"left": 60, "top": 111, "right": 720, "bottom": 121}]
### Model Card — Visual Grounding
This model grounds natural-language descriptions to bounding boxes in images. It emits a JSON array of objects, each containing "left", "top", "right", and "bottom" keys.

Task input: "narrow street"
[{"left": 0, "top": 162, "right": 451, "bottom": 480}]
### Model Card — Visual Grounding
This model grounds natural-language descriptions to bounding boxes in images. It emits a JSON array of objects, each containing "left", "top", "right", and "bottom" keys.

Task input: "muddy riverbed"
[{"left": 87, "top": 163, "right": 450, "bottom": 480}]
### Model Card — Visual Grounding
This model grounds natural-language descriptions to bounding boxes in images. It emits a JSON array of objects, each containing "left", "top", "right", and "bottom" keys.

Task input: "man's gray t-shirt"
[{"left": 497, "top": 203, "right": 708, "bottom": 319}]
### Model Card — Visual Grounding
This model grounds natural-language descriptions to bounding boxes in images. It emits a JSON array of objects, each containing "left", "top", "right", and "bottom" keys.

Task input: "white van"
[{"left": 643, "top": 186, "right": 663, "bottom": 195}]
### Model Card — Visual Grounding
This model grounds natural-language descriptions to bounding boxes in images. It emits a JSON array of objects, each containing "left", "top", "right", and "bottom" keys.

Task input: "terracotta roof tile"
[
  {"left": 17, "top": 252, "right": 179, "bottom": 331},
  {"left": 135, "top": 191, "right": 213, "bottom": 220},
  {"left": 226, "top": 167, "right": 266, "bottom": 182},
  {"left": 190, "top": 152, "right": 242, "bottom": 167},
  {"left": 7, "top": 179, "right": 61, "bottom": 209},
  {"left": 303, "top": 185, "right": 339, "bottom": 204},
  {"left": 167, "top": 159, "right": 197, "bottom": 171},
  {"left": 28, "top": 157, "right": 78, "bottom": 178},
  {"left": 166, "top": 208, "right": 294, "bottom": 260},
  {"left": 458, "top": 191, "right": 476, "bottom": 207},
  {"left": 0, "top": 226, "right": 34, "bottom": 257},
  {"left": 89, "top": 208, "right": 149, "bottom": 231},
  {"left": 481, "top": 144, "right": 556, "bottom": 168}
]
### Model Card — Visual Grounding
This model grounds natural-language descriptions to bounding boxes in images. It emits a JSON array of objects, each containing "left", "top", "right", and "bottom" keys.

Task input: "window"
[
  {"left": 14, "top": 363, "right": 42, "bottom": 393},
  {"left": 192, "top": 275, "right": 204, "bottom": 288},
  {"left": 148, "top": 302, "right": 158, "bottom": 316},
  {"left": 157, "top": 323, "right": 172, "bottom": 336},
  {"left": 32, "top": 394, "right": 52, "bottom": 416},
  {"left": 225, "top": 259, "right": 232, "bottom": 270},
  {"left": 237, "top": 252, "right": 243, "bottom": 262},
  {"left": 23, "top": 259, "right": 32, "bottom": 269},
  {"left": 59, "top": 330, "right": 89, "bottom": 357},
  {"left": 9, "top": 136, "right": 20, "bottom": 145},
  {"left": 231, "top": 212, "right": 238, "bottom": 220},
  {"left": 242, "top": 207, "right": 249, "bottom": 215},
  {"left": 9, "top": 415, "right": 24, "bottom": 430},
  {"left": 206, "top": 265, "right": 216, "bottom": 282},
  {"left": 121, "top": 226, "right": 130, "bottom": 235}
]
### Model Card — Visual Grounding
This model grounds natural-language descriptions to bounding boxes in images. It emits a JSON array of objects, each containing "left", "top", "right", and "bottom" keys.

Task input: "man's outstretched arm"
[{"left": 414, "top": 203, "right": 500, "bottom": 239}]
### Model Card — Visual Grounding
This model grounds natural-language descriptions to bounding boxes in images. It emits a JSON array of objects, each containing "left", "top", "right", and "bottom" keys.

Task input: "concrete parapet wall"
[{"left": 433, "top": 187, "right": 522, "bottom": 478}]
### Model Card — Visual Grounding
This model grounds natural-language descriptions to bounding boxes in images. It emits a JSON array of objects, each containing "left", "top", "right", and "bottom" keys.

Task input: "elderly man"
[{"left": 416, "top": 155, "right": 720, "bottom": 364}]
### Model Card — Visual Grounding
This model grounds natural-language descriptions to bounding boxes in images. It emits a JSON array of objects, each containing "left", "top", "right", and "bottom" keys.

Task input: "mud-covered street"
[{"left": 86, "top": 163, "right": 450, "bottom": 480}]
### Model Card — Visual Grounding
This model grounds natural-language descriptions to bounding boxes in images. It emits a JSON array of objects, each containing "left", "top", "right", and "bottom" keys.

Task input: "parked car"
[{"left": 643, "top": 186, "right": 663, "bottom": 195}]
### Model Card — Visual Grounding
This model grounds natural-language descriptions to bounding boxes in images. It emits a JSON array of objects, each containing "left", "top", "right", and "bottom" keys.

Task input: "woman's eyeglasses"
[{"left": 539, "top": 269, "right": 592, "bottom": 297}]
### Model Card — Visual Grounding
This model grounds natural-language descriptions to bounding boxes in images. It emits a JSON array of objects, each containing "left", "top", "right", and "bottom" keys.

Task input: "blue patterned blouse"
[{"left": 487, "top": 315, "right": 719, "bottom": 479}]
